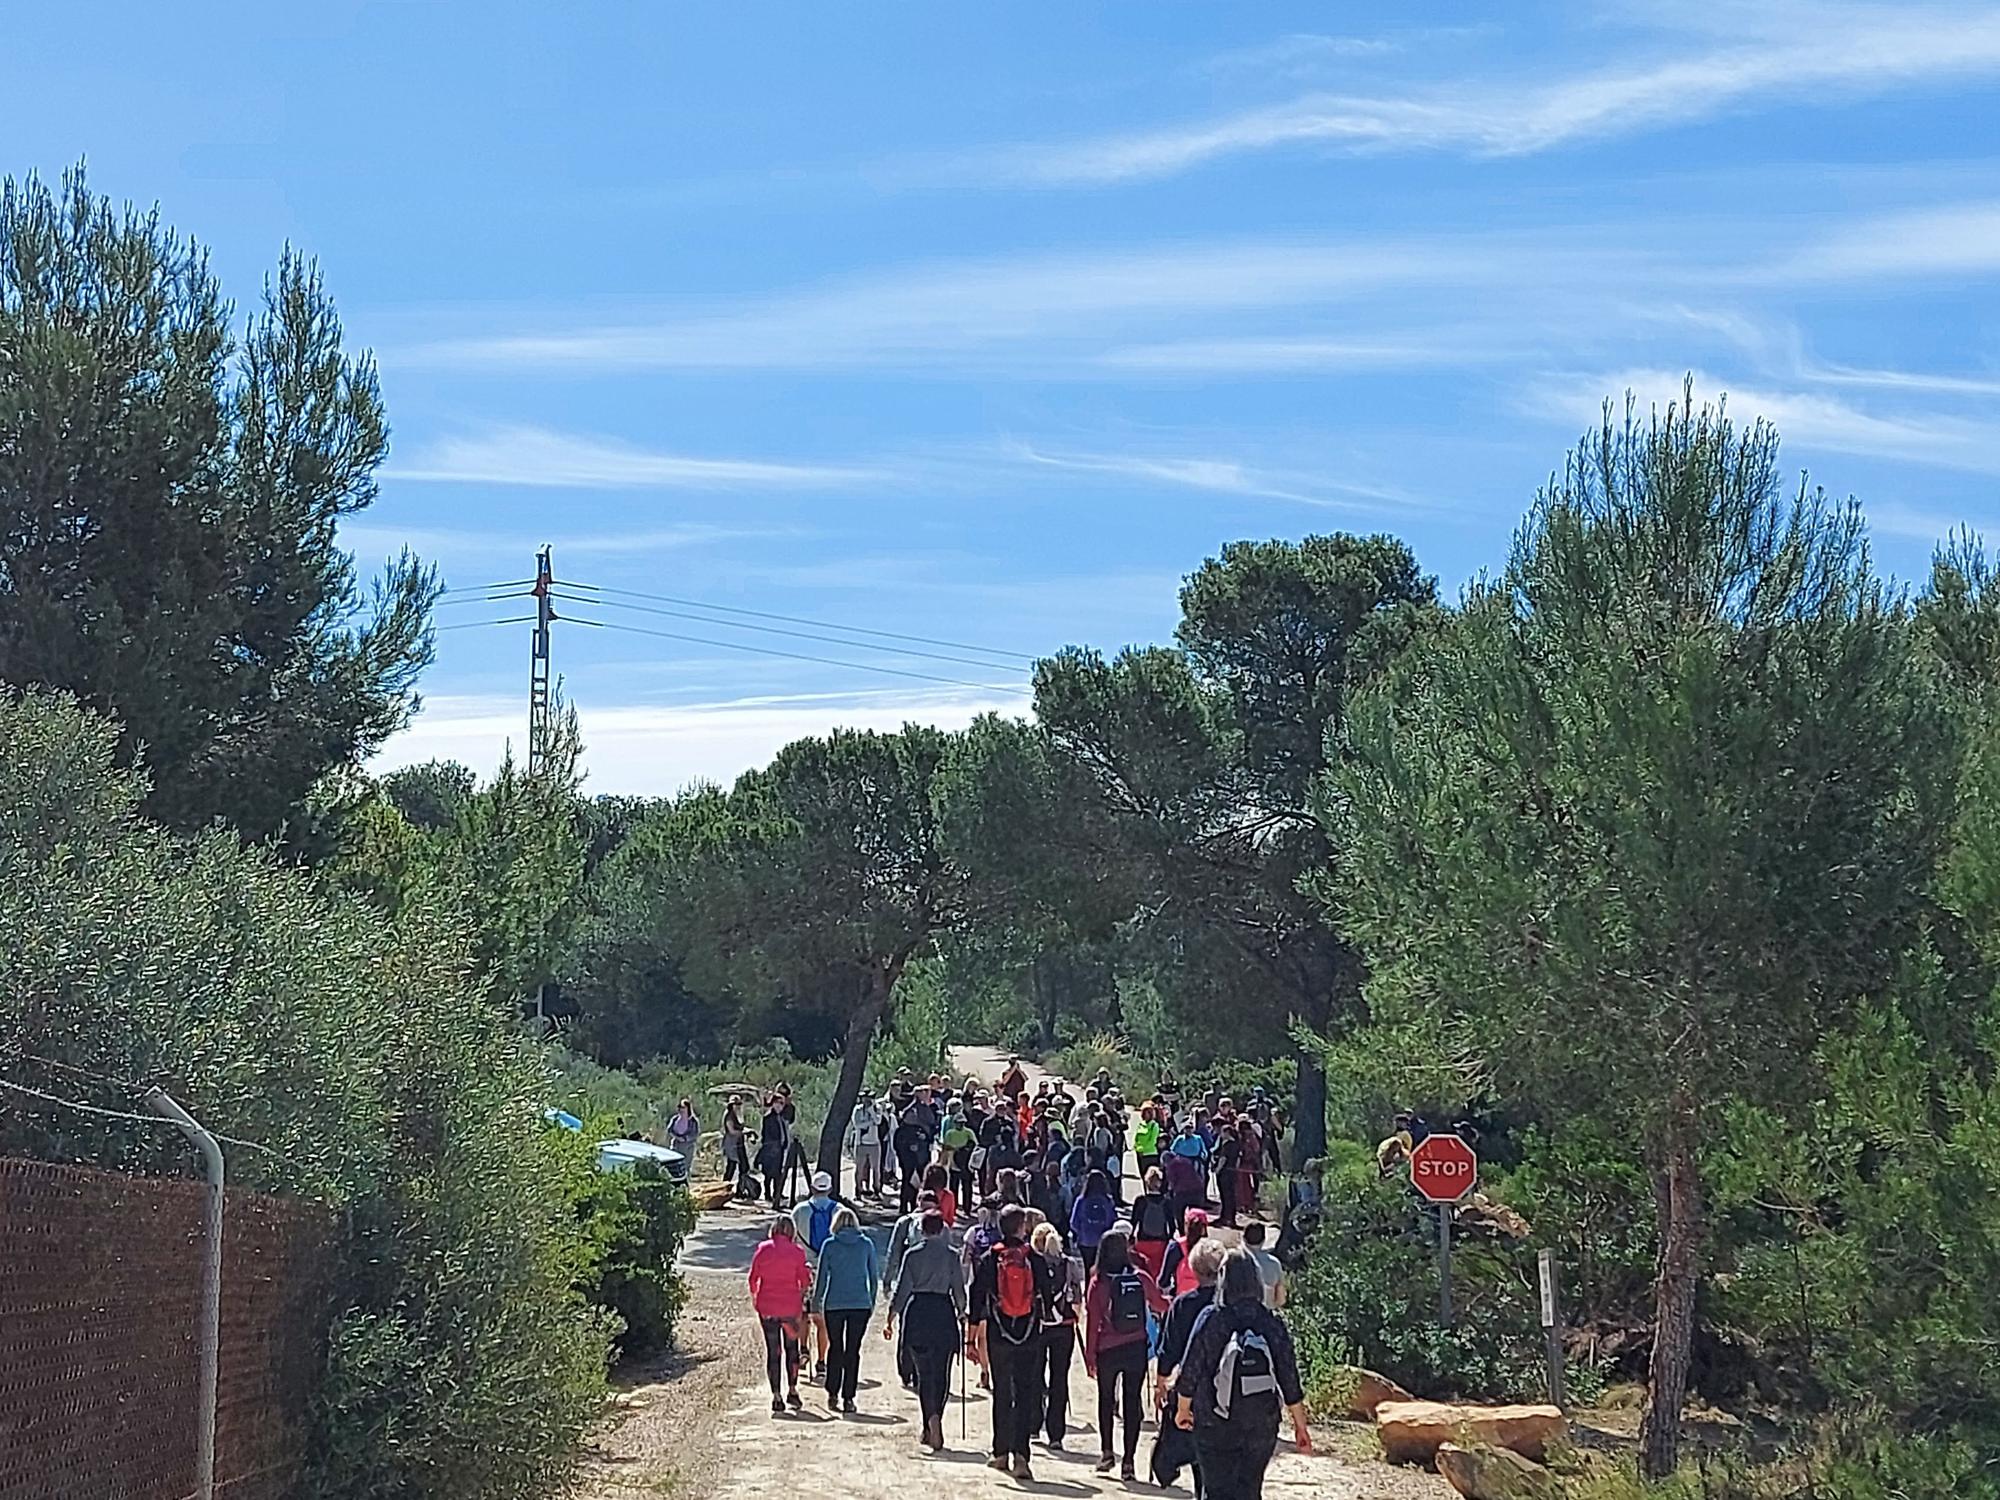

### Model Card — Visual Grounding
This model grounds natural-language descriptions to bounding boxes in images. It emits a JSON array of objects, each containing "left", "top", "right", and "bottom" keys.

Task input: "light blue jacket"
[{"left": 811, "top": 1225, "right": 882, "bottom": 1312}]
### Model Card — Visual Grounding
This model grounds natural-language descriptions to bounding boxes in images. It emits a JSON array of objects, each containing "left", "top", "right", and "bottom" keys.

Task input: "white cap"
[{"left": 812, "top": 1171, "right": 835, "bottom": 1193}]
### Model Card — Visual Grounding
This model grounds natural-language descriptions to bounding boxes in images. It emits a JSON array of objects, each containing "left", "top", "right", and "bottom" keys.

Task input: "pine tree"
[{"left": 0, "top": 166, "right": 435, "bottom": 837}]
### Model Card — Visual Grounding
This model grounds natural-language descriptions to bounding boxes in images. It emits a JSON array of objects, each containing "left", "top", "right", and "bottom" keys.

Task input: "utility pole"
[{"left": 527, "top": 546, "right": 554, "bottom": 778}]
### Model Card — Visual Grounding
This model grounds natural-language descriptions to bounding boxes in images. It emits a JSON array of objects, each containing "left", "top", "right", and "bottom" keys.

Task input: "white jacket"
[{"left": 845, "top": 1100, "right": 883, "bottom": 1155}]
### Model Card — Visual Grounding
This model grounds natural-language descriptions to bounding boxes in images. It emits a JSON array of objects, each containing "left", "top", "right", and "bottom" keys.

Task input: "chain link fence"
[{"left": 0, "top": 1157, "right": 333, "bottom": 1500}]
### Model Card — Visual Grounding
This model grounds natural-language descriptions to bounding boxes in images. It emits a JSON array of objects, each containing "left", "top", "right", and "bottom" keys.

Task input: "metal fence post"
[{"left": 147, "top": 1089, "right": 223, "bottom": 1500}]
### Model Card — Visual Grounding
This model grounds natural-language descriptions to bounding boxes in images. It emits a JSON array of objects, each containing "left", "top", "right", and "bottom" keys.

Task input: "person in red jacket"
[
  {"left": 747, "top": 1215, "right": 813, "bottom": 1414},
  {"left": 1082, "top": 1226, "right": 1171, "bottom": 1481}
]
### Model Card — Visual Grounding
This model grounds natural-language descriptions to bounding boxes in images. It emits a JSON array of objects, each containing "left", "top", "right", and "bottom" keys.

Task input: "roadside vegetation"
[{"left": 3, "top": 166, "right": 1995, "bottom": 1497}]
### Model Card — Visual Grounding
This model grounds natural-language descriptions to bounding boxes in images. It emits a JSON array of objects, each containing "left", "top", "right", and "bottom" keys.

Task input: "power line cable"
[
  {"left": 550, "top": 590, "right": 1037, "bottom": 675},
  {"left": 436, "top": 616, "right": 538, "bottom": 631},
  {"left": 563, "top": 615, "right": 1029, "bottom": 693},
  {"left": 439, "top": 578, "right": 534, "bottom": 595},
  {"left": 560, "top": 582, "right": 1040, "bottom": 663},
  {"left": 436, "top": 592, "right": 532, "bottom": 608}
]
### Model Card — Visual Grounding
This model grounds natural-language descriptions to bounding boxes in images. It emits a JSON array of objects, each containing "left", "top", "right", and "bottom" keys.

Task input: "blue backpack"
[{"left": 808, "top": 1198, "right": 837, "bottom": 1253}]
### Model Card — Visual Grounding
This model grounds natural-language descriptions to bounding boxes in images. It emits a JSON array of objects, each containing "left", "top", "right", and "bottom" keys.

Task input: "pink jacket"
[{"left": 749, "top": 1235, "right": 812, "bottom": 1321}]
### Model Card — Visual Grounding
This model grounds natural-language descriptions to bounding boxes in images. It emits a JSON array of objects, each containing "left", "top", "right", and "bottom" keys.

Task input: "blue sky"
[{"left": 8, "top": 3, "right": 2000, "bottom": 793}]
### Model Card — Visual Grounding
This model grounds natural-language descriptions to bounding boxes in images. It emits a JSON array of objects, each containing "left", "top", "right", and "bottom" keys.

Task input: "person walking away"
[
  {"left": 1160, "top": 1209, "right": 1211, "bottom": 1296},
  {"left": 1084, "top": 1226, "right": 1171, "bottom": 1481},
  {"left": 961, "top": 1195, "right": 1004, "bottom": 1390},
  {"left": 1028, "top": 1153, "right": 1068, "bottom": 1242},
  {"left": 886, "top": 1210, "right": 966, "bottom": 1451},
  {"left": 885, "top": 1189, "right": 942, "bottom": 1388},
  {"left": 1173, "top": 1251, "right": 1312, "bottom": 1498},
  {"left": 1069, "top": 1168, "right": 1119, "bottom": 1273},
  {"left": 847, "top": 1094, "right": 883, "bottom": 1199},
  {"left": 1151, "top": 1237, "right": 1228, "bottom": 1491},
  {"left": 968, "top": 1204, "right": 1059, "bottom": 1481},
  {"left": 810, "top": 1207, "right": 880, "bottom": 1414},
  {"left": 792, "top": 1171, "right": 843, "bottom": 1379},
  {"left": 757, "top": 1095, "right": 791, "bottom": 1210},
  {"left": 747, "top": 1215, "right": 812, "bottom": 1414},
  {"left": 1241, "top": 1222, "right": 1288, "bottom": 1308},
  {"left": 1216, "top": 1122, "right": 1245, "bottom": 1227},
  {"left": 1131, "top": 1167, "right": 1174, "bottom": 1281},
  {"left": 1167, "top": 1128, "right": 1209, "bottom": 1229},
  {"left": 1030, "top": 1220, "right": 1085, "bottom": 1451},
  {"left": 666, "top": 1097, "right": 701, "bottom": 1175},
  {"left": 922, "top": 1162, "right": 958, "bottom": 1227}
]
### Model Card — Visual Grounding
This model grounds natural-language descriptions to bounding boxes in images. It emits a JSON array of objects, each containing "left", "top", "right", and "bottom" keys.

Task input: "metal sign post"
[
  {"left": 1409, "top": 1132, "right": 1478, "bottom": 1329},
  {"left": 1438, "top": 1203, "right": 1454, "bottom": 1326},
  {"left": 1539, "top": 1248, "right": 1566, "bottom": 1410}
]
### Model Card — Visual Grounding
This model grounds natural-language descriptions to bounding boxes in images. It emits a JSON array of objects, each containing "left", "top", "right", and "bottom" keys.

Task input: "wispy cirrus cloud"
[
  {"left": 384, "top": 423, "right": 882, "bottom": 488},
  {"left": 1006, "top": 441, "right": 1416, "bottom": 511},
  {"left": 1093, "top": 333, "right": 1506, "bottom": 375},
  {"left": 1776, "top": 200, "right": 2000, "bottom": 282},
  {"left": 1200, "top": 33, "right": 1401, "bottom": 76},
  {"left": 397, "top": 234, "right": 1626, "bottom": 375},
  {"left": 995, "top": 8, "right": 2000, "bottom": 184},
  {"left": 1530, "top": 367, "right": 2000, "bottom": 475},
  {"left": 340, "top": 520, "right": 792, "bottom": 566}
]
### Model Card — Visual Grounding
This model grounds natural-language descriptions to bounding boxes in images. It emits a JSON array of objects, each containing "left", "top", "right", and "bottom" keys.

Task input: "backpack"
[
  {"left": 807, "top": 1198, "right": 837, "bottom": 1253},
  {"left": 1212, "top": 1320, "right": 1281, "bottom": 1426},
  {"left": 994, "top": 1244, "right": 1039, "bottom": 1330},
  {"left": 1135, "top": 1194, "right": 1172, "bottom": 1241},
  {"left": 1107, "top": 1270, "right": 1146, "bottom": 1335}
]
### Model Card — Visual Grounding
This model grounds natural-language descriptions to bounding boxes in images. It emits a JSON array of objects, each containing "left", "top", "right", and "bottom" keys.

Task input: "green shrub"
[
  {"left": 1286, "top": 1169, "right": 1546, "bottom": 1401},
  {"left": 0, "top": 692, "right": 610, "bottom": 1500},
  {"left": 563, "top": 1134, "right": 694, "bottom": 1362}
]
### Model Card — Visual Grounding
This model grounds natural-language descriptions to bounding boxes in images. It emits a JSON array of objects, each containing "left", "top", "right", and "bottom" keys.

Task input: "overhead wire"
[
  {"left": 436, "top": 615, "right": 538, "bottom": 631},
  {"left": 559, "top": 614, "right": 1029, "bottom": 693},
  {"left": 549, "top": 590, "right": 1036, "bottom": 675},
  {"left": 560, "top": 582, "right": 1040, "bottom": 663}
]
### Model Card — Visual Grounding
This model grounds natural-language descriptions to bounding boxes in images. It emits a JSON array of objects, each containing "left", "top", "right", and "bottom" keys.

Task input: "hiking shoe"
[
  {"left": 1047, "top": 1437, "right": 1065, "bottom": 1452},
  {"left": 786, "top": 1389, "right": 802, "bottom": 1410},
  {"left": 771, "top": 1397, "right": 784, "bottom": 1415},
  {"left": 987, "top": 1456, "right": 1013, "bottom": 1472},
  {"left": 1012, "top": 1456, "right": 1036, "bottom": 1482},
  {"left": 1096, "top": 1454, "right": 1117, "bottom": 1473},
  {"left": 815, "top": 1361, "right": 829, "bottom": 1381},
  {"left": 1121, "top": 1460, "right": 1137, "bottom": 1483},
  {"left": 842, "top": 1397, "right": 857, "bottom": 1415}
]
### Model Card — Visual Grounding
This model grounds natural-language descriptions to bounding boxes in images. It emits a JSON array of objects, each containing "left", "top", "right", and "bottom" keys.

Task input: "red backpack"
[{"left": 994, "top": 1243, "right": 1039, "bottom": 1323}]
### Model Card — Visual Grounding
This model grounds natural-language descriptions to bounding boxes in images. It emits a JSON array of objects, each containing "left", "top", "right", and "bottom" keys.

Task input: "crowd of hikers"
[{"left": 743, "top": 1062, "right": 1314, "bottom": 1499}]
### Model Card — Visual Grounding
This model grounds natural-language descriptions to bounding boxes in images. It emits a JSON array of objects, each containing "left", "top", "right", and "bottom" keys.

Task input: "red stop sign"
[{"left": 1409, "top": 1133, "right": 1478, "bottom": 1203}]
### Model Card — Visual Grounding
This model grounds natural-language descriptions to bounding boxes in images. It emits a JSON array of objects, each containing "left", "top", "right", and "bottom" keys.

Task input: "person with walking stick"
[{"left": 885, "top": 1209, "right": 965, "bottom": 1452}]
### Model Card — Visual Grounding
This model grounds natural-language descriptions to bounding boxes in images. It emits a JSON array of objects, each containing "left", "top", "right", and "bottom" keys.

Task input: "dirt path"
[{"left": 575, "top": 1049, "right": 1448, "bottom": 1500}]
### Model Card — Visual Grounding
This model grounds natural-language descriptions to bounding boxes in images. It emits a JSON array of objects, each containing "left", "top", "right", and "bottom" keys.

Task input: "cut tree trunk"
[
  {"left": 1639, "top": 1102, "right": 1704, "bottom": 1479},
  {"left": 815, "top": 969, "right": 891, "bottom": 1179}
]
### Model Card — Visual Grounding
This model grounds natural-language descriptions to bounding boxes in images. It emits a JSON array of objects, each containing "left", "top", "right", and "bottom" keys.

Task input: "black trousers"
[
  {"left": 759, "top": 1317, "right": 799, "bottom": 1396},
  {"left": 1040, "top": 1324, "right": 1076, "bottom": 1443},
  {"left": 1096, "top": 1340, "right": 1148, "bottom": 1463},
  {"left": 905, "top": 1292, "right": 958, "bottom": 1427},
  {"left": 987, "top": 1334, "right": 1044, "bottom": 1460},
  {"left": 823, "top": 1308, "right": 870, "bottom": 1401},
  {"left": 1195, "top": 1435, "right": 1276, "bottom": 1500},
  {"left": 1218, "top": 1170, "right": 1241, "bottom": 1226}
]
